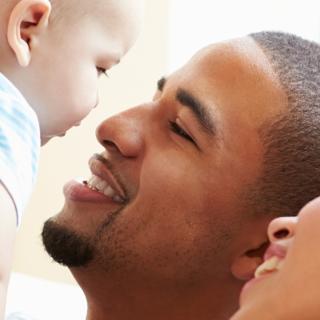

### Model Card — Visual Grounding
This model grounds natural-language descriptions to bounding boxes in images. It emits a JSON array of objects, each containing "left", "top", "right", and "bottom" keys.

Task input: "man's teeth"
[
  {"left": 254, "top": 256, "right": 284, "bottom": 278},
  {"left": 87, "top": 175, "right": 117, "bottom": 198}
]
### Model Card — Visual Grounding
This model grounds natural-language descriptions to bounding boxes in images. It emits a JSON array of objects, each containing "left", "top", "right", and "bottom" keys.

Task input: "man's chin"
[{"left": 41, "top": 219, "right": 95, "bottom": 267}]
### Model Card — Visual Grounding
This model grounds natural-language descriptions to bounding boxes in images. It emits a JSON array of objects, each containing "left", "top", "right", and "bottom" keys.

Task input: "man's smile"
[
  {"left": 87, "top": 153, "right": 128, "bottom": 204},
  {"left": 63, "top": 154, "right": 128, "bottom": 205}
]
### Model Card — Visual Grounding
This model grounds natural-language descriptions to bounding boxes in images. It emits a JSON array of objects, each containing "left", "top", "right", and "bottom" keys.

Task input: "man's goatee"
[{"left": 42, "top": 219, "right": 95, "bottom": 267}]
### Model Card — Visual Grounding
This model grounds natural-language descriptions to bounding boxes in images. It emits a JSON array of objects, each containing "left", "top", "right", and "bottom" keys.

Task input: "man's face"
[{"left": 43, "top": 37, "right": 287, "bottom": 317}]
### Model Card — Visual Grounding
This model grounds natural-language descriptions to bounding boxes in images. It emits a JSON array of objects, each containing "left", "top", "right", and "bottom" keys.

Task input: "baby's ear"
[{"left": 7, "top": 0, "right": 51, "bottom": 67}]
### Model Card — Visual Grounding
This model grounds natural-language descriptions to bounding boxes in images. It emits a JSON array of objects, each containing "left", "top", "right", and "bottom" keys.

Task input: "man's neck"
[
  {"left": 71, "top": 267, "right": 240, "bottom": 320},
  {"left": 83, "top": 281, "right": 238, "bottom": 320}
]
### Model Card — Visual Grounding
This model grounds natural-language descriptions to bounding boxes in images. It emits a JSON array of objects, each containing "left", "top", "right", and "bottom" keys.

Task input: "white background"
[{"left": 168, "top": 0, "right": 320, "bottom": 71}]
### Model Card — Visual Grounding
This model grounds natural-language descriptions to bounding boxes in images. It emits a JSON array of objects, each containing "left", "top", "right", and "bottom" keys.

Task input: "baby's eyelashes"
[{"left": 96, "top": 67, "right": 109, "bottom": 78}]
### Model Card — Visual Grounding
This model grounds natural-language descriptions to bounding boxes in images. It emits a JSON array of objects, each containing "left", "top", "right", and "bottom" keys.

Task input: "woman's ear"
[
  {"left": 231, "top": 241, "right": 269, "bottom": 281},
  {"left": 7, "top": 0, "right": 51, "bottom": 67}
]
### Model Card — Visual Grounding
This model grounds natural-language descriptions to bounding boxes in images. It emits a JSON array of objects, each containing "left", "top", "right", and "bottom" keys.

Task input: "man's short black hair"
[{"left": 248, "top": 31, "right": 320, "bottom": 216}]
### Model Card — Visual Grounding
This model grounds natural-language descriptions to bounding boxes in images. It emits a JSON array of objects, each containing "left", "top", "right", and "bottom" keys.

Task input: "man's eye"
[
  {"left": 97, "top": 67, "right": 109, "bottom": 77},
  {"left": 169, "top": 121, "right": 195, "bottom": 144}
]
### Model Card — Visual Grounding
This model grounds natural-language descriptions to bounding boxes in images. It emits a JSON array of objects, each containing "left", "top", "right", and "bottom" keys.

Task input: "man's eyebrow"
[
  {"left": 176, "top": 88, "right": 215, "bottom": 136},
  {"left": 156, "top": 77, "right": 216, "bottom": 136}
]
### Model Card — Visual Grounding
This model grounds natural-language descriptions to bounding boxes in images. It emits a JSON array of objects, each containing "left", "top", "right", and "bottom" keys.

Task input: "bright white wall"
[
  {"left": 6, "top": 273, "right": 87, "bottom": 319},
  {"left": 168, "top": 0, "right": 320, "bottom": 71}
]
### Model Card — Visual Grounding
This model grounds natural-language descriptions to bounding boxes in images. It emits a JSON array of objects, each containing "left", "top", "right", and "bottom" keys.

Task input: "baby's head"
[{"left": 0, "top": 0, "right": 143, "bottom": 144}]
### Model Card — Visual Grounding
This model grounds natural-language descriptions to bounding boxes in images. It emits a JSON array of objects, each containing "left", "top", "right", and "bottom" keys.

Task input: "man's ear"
[
  {"left": 7, "top": 0, "right": 51, "bottom": 67},
  {"left": 231, "top": 214, "right": 274, "bottom": 281},
  {"left": 231, "top": 241, "right": 269, "bottom": 281}
]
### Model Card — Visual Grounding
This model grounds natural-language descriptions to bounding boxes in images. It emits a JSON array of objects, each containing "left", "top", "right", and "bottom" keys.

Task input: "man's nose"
[
  {"left": 267, "top": 216, "right": 297, "bottom": 242},
  {"left": 96, "top": 106, "right": 145, "bottom": 158}
]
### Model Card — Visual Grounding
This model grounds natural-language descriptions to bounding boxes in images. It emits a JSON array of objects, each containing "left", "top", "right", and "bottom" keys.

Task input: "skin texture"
[
  {"left": 0, "top": 0, "right": 143, "bottom": 144},
  {"left": 43, "top": 37, "right": 288, "bottom": 320},
  {"left": 231, "top": 197, "right": 320, "bottom": 320}
]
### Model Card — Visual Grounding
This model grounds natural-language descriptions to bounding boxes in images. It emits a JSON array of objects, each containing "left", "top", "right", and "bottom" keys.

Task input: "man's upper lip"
[
  {"left": 264, "top": 243, "right": 287, "bottom": 261},
  {"left": 88, "top": 154, "right": 127, "bottom": 200}
]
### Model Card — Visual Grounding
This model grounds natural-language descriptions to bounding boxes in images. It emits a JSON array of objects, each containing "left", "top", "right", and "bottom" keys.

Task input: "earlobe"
[
  {"left": 231, "top": 255, "right": 263, "bottom": 281},
  {"left": 7, "top": 0, "right": 51, "bottom": 67},
  {"left": 231, "top": 241, "right": 269, "bottom": 281}
]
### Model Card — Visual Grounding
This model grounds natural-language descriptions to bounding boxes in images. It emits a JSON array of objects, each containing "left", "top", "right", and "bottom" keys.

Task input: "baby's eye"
[
  {"left": 169, "top": 120, "right": 195, "bottom": 144},
  {"left": 96, "top": 67, "right": 109, "bottom": 78}
]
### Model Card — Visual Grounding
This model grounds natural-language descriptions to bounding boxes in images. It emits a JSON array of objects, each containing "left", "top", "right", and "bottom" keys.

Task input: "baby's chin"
[
  {"left": 41, "top": 132, "right": 66, "bottom": 146},
  {"left": 41, "top": 136, "right": 51, "bottom": 146}
]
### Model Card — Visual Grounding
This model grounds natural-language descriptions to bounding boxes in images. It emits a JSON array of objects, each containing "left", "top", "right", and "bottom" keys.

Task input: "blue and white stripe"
[{"left": 0, "top": 73, "right": 40, "bottom": 225}]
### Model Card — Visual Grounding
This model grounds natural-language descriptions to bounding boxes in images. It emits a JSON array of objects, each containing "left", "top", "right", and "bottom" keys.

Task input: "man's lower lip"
[{"left": 63, "top": 179, "right": 116, "bottom": 203}]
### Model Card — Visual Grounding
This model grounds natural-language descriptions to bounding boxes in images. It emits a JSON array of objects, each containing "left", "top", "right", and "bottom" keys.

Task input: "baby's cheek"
[
  {"left": 63, "top": 100, "right": 94, "bottom": 128},
  {"left": 74, "top": 86, "right": 98, "bottom": 118}
]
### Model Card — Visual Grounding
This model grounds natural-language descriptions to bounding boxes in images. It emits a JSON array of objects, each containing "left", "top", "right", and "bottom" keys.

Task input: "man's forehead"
[
  {"left": 163, "top": 36, "right": 287, "bottom": 128},
  {"left": 186, "top": 37, "right": 276, "bottom": 79},
  {"left": 165, "top": 38, "right": 269, "bottom": 94}
]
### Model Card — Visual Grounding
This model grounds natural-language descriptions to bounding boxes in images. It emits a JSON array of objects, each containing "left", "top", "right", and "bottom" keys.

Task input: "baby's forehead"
[
  {"left": 49, "top": 0, "right": 125, "bottom": 20},
  {"left": 49, "top": 0, "right": 142, "bottom": 51},
  {"left": 49, "top": 0, "right": 103, "bottom": 24}
]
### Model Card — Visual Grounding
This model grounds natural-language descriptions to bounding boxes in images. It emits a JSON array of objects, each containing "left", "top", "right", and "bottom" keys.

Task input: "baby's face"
[{"left": 23, "top": 0, "right": 143, "bottom": 144}]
